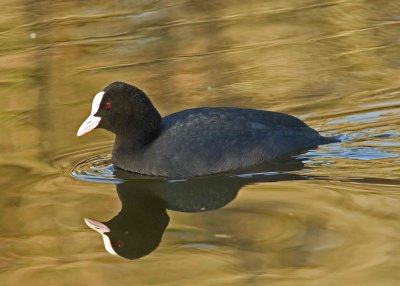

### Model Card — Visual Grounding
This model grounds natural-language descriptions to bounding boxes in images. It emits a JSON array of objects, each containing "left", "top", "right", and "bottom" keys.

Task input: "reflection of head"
[
  {"left": 86, "top": 158, "right": 307, "bottom": 259},
  {"left": 86, "top": 190, "right": 169, "bottom": 259}
]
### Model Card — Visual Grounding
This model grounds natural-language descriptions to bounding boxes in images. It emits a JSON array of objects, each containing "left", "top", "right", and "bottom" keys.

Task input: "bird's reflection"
[{"left": 85, "top": 158, "right": 309, "bottom": 259}]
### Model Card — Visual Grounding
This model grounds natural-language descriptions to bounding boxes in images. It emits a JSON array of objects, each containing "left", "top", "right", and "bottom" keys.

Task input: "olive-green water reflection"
[{"left": 1, "top": 0, "right": 400, "bottom": 285}]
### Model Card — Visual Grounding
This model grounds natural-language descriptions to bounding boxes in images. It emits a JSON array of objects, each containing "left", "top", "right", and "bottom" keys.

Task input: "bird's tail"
[{"left": 319, "top": 135, "right": 341, "bottom": 144}]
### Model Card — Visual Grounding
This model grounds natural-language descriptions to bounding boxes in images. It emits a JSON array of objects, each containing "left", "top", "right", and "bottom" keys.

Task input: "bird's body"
[
  {"left": 113, "top": 107, "right": 334, "bottom": 177},
  {"left": 77, "top": 82, "right": 338, "bottom": 178}
]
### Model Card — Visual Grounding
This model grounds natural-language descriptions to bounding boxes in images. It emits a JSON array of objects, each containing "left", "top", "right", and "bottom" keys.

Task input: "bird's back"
[{"left": 121, "top": 108, "right": 328, "bottom": 177}]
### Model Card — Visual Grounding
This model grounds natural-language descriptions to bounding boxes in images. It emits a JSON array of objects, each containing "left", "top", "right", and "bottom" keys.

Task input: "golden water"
[{"left": 0, "top": 1, "right": 399, "bottom": 285}]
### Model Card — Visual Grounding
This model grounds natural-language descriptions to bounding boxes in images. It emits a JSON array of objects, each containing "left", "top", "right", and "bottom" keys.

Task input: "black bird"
[{"left": 77, "top": 82, "right": 338, "bottom": 178}]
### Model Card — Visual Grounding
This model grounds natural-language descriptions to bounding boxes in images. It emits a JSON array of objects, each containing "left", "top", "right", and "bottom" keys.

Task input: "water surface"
[{"left": 1, "top": 1, "right": 400, "bottom": 285}]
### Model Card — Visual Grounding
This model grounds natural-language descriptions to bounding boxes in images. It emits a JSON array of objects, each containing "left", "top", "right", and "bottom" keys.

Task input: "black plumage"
[{"left": 81, "top": 81, "right": 338, "bottom": 178}]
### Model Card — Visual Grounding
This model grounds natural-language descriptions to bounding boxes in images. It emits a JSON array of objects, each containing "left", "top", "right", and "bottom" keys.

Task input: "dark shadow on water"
[{"left": 84, "top": 158, "right": 310, "bottom": 260}]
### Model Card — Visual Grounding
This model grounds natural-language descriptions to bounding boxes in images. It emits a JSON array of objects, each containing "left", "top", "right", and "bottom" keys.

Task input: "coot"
[{"left": 77, "top": 82, "right": 338, "bottom": 178}]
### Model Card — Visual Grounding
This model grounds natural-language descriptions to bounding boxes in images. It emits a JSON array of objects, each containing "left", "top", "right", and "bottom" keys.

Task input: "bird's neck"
[
  {"left": 112, "top": 105, "right": 161, "bottom": 167},
  {"left": 114, "top": 134, "right": 142, "bottom": 152},
  {"left": 113, "top": 132, "right": 153, "bottom": 156},
  {"left": 112, "top": 122, "right": 161, "bottom": 169}
]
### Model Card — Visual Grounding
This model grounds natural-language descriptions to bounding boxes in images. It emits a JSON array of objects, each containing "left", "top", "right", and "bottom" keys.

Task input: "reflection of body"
[{"left": 86, "top": 160, "right": 308, "bottom": 259}]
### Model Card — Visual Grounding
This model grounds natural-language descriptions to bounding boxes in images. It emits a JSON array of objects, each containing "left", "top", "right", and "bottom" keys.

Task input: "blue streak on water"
[
  {"left": 328, "top": 110, "right": 395, "bottom": 124},
  {"left": 361, "top": 100, "right": 400, "bottom": 109},
  {"left": 300, "top": 144, "right": 399, "bottom": 162}
]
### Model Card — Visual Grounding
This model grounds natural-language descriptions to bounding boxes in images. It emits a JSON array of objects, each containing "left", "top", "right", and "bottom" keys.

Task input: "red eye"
[
  {"left": 117, "top": 240, "right": 124, "bottom": 248},
  {"left": 105, "top": 102, "right": 112, "bottom": 110}
]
